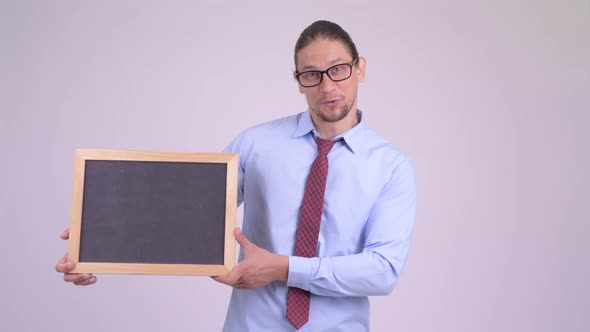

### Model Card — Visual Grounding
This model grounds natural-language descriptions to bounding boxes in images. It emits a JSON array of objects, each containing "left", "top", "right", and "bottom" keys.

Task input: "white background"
[{"left": 1, "top": 0, "right": 589, "bottom": 331}]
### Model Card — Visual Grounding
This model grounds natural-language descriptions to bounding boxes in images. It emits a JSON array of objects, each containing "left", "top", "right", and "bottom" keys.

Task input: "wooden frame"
[{"left": 68, "top": 149, "right": 237, "bottom": 276}]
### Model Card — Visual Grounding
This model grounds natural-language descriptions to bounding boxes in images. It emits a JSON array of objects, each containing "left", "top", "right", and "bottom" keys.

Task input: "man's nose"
[{"left": 319, "top": 73, "right": 337, "bottom": 92}]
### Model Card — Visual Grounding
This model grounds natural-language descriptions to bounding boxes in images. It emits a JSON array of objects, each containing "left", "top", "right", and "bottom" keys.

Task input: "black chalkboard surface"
[{"left": 68, "top": 149, "right": 238, "bottom": 276}]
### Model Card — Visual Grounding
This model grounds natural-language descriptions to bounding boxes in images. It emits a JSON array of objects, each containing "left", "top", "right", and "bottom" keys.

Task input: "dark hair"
[{"left": 294, "top": 20, "right": 359, "bottom": 69}]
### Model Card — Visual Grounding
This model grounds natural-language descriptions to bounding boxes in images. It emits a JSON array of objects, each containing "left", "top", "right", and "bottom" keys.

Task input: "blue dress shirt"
[{"left": 221, "top": 110, "right": 417, "bottom": 332}]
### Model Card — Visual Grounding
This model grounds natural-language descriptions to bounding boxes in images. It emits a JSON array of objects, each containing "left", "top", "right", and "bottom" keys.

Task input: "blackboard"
[{"left": 67, "top": 149, "right": 237, "bottom": 276}]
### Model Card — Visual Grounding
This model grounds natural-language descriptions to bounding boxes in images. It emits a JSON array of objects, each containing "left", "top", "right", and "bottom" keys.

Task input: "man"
[{"left": 56, "top": 20, "right": 416, "bottom": 332}]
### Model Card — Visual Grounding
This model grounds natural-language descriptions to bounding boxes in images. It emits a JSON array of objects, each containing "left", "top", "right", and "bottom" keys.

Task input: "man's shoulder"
[
  {"left": 224, "top": 113, "right": 302, "bottom": 154},
  {"left": 361, "top": 125, "right": 404, "bottom": 155},
  {"left": 358, "top": 124, "right": 412, "bottom": 173},
  {"left": 238, "top": 113, "right": 301, "bottom": 139}
]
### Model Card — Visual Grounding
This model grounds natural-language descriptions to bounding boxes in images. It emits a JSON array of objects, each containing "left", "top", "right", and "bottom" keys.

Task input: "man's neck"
[{"left": 311, "top": 109, "right": 359, "bottom": 140}]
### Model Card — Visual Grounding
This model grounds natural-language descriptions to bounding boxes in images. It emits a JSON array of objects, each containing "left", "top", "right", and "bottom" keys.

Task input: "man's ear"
[{"left": 356, "top": 56, "right": 367, "bottom": 83}]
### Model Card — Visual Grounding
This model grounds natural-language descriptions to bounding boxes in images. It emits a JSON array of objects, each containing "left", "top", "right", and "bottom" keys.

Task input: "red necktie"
[{"left": 287, "top": 136, "right": 336, "bottom": 329}]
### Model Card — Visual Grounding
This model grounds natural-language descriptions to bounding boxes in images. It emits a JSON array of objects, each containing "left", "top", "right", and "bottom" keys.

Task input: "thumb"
[
  {"left": 60, "top": 228, "right": 70, "bottom": 240},
  {"left": 234, "top": 227, "right": 254, "bottom": 250},
  {"left": 212, "top": 263, "right": 241, "bottom": 286}
]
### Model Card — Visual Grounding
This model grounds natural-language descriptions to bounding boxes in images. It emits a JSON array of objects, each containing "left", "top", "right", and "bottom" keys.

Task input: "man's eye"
[
  {"left": 302, "top": 72, "right": 320, "bottom": 79},
  {"left": 331, "top": 65, "right": 344, "bottom": 73}
]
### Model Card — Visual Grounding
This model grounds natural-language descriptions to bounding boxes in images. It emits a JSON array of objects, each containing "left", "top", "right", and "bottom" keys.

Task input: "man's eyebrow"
[{"left": 299, "top": 58, "right": 347, "bottom": 72}]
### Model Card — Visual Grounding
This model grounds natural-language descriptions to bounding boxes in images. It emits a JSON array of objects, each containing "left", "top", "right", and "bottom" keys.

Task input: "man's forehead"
[
  {"left": 296, "top": 39, "right": 352, "bottom": 70},
  {"left": 298, "top": 57, "right": 349, "bottom": 71}
]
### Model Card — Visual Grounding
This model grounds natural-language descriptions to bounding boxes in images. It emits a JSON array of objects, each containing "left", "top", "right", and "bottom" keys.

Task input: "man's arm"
[
  {"left": 287, "top": 157, "right": 417, "bottom": 296},
  {"left": 214, "top": 157, "right": 416, "bottom": 297}
]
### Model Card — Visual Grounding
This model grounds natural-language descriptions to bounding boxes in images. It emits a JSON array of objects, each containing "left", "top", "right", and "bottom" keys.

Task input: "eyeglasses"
[{"left": 295, "top": 58, "right": 359, "bottom": 87}]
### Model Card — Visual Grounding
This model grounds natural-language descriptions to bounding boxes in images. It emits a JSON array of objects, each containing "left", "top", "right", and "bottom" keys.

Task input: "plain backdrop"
[{"left": 1, "top": 0, "right": 589, "bottom": 331}]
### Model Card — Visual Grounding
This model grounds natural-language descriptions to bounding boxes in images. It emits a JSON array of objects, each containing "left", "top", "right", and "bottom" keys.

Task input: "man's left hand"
[{"left": 213, "top": 227, "right": 289, "bottom": 289}]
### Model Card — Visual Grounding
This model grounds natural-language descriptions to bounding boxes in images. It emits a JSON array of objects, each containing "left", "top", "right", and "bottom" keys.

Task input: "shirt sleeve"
[
  {"left": 287, "top": 155, "right": 417, "bottom": 297},
  {"left": 223, "top": 134, "right": 249, "bottom": 207}
]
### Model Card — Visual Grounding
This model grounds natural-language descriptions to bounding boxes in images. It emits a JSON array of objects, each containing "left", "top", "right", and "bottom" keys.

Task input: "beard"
[{"left": 311, "top": 98, "right": 355, "bottom": 123}]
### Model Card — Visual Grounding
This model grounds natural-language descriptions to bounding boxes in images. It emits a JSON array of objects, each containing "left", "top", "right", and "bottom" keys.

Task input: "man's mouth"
[{"left": 321, "top": 98, "right": 341, "bottom": 106}]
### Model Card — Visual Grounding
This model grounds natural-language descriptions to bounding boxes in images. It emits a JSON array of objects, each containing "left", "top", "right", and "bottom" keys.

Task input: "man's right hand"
[{"left": 55, "top": 228, "right": 97, "bottom": 286}]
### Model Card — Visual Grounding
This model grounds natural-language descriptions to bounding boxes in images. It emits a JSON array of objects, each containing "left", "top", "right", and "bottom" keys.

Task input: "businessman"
[{"left": 56, "top": 20, "right": 417, "bottom": 332}]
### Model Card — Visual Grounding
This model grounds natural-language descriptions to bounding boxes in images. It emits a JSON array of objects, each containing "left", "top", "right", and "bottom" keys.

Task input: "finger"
[
  {"left": 55, "top": 254, "right": 74, "bottom": 273},
  {"left": 64, "top": 273, "right": 93, "bottom": 283},
  {"left": 234, "top": 227, "right": 254, "bottom": 250},
  {"left": 232, "top": 276, "right": 249, "bottom": 289},
  {"left": 60, "top": 228, "right": 70, "bottom": 240},
  {"left": 74, "top": 276, "right": 97, "bottom": 286},
  {"left": 212, "top": 275, "right": 233, "bottom": 286},
  {"left": 213, "top": 265, "right": 242, "bottom": 287},
  {"left": 213, "top": 269, "right": 238, "bottom": 286}
]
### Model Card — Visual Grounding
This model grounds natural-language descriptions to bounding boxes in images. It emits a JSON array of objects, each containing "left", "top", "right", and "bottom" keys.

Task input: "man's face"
[{"left": 295, "top": 38, "right": 366, "bottom": 125}]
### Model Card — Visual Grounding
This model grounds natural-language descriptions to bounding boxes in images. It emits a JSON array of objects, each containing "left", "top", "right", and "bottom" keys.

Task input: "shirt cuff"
[{"left": 287, "top": 256, "right": 318, "bottom": 291}]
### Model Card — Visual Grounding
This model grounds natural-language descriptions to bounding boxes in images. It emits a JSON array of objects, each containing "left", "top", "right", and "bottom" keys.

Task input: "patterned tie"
[{"left": 287, "top": 136, "right": 336, "bottom": 329}]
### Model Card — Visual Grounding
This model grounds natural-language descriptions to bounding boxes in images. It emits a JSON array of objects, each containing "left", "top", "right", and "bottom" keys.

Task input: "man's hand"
[
  {"left": 55, "top": 228, "right": 97, "bottom": 286},
  {"left": 213, "top": 228, "right": 288, "bottom": 289}
]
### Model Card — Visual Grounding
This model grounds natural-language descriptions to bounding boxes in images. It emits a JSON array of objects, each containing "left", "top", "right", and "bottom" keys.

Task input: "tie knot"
[{"left": 315, "top": 137, "right": 336, "bottom": 156}]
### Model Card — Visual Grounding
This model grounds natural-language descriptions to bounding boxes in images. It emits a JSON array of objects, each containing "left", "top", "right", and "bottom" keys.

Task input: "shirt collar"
[{"left": 292, "top": 109, "right": 367, "bottom": 155}]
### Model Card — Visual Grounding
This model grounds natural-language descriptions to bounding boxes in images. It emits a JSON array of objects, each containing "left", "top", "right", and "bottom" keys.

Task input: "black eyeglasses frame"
[{"left": 295, "top": 57, "right": 359, "bottom": 88}]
